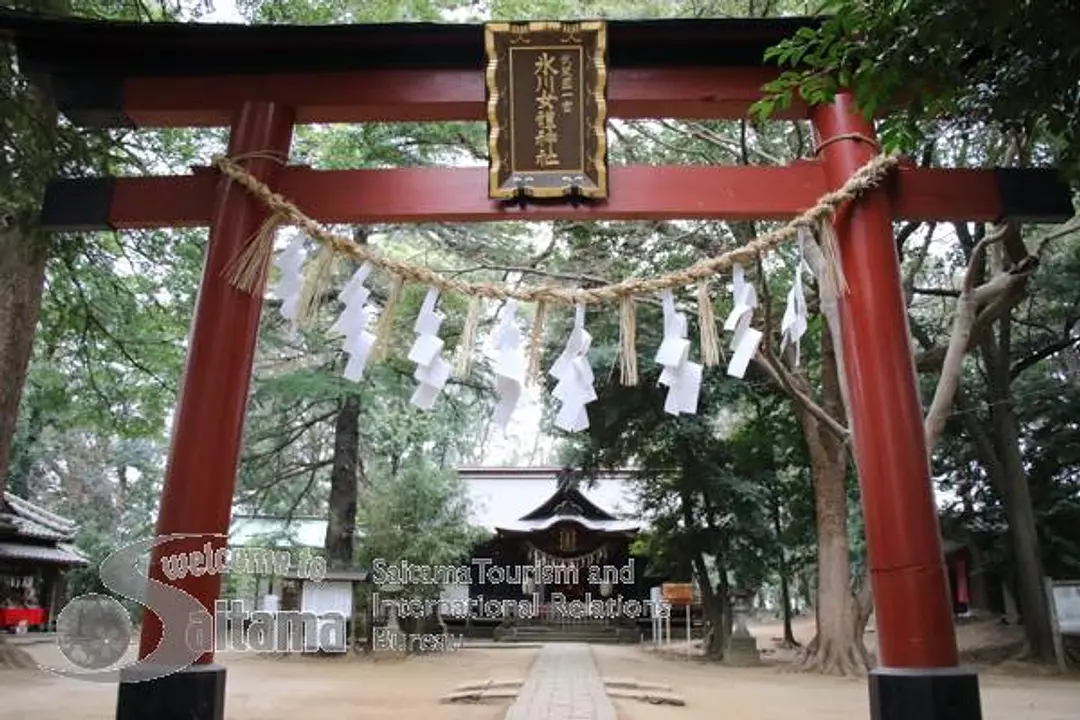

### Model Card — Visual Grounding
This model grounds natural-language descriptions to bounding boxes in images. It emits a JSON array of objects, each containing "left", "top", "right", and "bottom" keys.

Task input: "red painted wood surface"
[
  {"left": 0, "top": 607, "right": 46, "bottom": 628},
  {"left": 137, "top": 102, "right": 294, "bottom": 664},
  {"left": 812, "top": 95, "right": 959, "bottom": 669},
  {"left": 122, "top": 67, "right": 802, "bottom": 126},
  {"left": 106, "top": 164, "right": 1003, "bottom": 228}
]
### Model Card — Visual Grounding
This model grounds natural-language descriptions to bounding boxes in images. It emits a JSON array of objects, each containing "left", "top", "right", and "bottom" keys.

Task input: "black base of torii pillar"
[
  {"left": 870, "top": 668, "right": 982, "bottom": 720},
  {"left": 117, "top": 665, "right": 227, "bottom": 720}
]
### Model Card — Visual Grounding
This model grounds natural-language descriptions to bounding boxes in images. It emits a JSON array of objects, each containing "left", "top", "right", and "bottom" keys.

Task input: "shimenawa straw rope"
[{"left": 215, "top": 153, "right": 900, "bottom": 307}]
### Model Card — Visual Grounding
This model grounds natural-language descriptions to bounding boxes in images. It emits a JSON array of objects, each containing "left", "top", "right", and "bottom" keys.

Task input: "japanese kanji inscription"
[{"left": 485, "top": 21, "right": 608, "bottom": 199}]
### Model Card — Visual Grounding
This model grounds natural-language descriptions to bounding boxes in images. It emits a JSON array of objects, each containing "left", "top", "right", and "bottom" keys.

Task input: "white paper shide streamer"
[
  {"left": 491, "top": 300, "right": 526, "bottom": 429},
  {"left": 273, "top": 235, "right": 307, "bottom": 325},
  {"left": 549, "top": 305, "right": 597, "bottom": 432},
  {"left": 408, "top": 287, "right": 452, "bottom": 410},
  {"left": 330, "top": 262, "right": 376, "bottom": 382},
  {"left": 723, "top": 263, "right": 763, "bottom": 379},
  {"left": 780, "top": 228, "right": 810, "bottom": 365},
  {"left": 654, "top": 290, "right": 702, "bottom": 416}
]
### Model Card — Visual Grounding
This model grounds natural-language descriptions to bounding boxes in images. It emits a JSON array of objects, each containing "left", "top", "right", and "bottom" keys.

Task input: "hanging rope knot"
[{"left": 813, "top": 132, "right": 882, "bottom": 156}]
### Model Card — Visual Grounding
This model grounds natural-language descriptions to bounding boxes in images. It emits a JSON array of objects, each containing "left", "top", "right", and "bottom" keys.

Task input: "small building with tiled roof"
[{"left": 0, "top": 492, "right": 88, "bottom": 631}]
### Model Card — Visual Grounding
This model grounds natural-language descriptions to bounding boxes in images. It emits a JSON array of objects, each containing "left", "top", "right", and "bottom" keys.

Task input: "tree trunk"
[
  {"left": 0, "top": 224, "right": 48, "bottom": 504},
  {"left": 796, "top": 324, "right": 870, "bottom": 675},
  {"left": 780, "top": 570, "right": 797, "bottom": 646},
  {"left": 967, "top": 543, "right": 990, "bottom": 613},
  {"left": 677, "top": 486, "right": 725, "bottom": 658},
  {"left": 717, "top": 568, "right": 732, "bottom": 649},
  {"left": 324, "top": 393, "right": 362, "bottom": 570},
  {"left": 980, "top": 323, "right": 1056, "bottom": 661},
  {"left": 694, "top": 552, "right": 727, "bottom": 658},
  {"left": 0, "top": 225, "right": 48, "bottom": 669},
  {"left": 0, "top": 0, "right": 77, "bottom": 670},
  {"left": 4, "top": 397, "right": 45, "bottom": 498},
  {"left": 992, "top": 402, "right": 1055, "bottom": 660},
  {"left": 0, "top": 139, "right": 51, "bottom": 680},
  {"left": 772, "top": 491, "right": 799, "bottom": 647},
  {"left": 853, "top": 566, "right": 876, "bottom": 664}
]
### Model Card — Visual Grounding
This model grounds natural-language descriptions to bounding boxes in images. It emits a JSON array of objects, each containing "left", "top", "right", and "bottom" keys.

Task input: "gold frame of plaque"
[{"left": 484, "top": 21, "right": 609, "bottom": 200}]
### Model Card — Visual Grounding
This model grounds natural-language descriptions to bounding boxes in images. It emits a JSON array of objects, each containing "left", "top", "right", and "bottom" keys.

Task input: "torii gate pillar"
[
  {"left": 116, "top": 100, "right": 294, "bottom": 720},
  {"left": 812, "top": 93, "right": 982, "bottom": 720}
]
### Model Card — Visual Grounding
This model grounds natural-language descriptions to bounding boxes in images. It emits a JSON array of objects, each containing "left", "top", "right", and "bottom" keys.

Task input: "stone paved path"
[{"left": 504, "top": 644, "right": 616, "bottom": 720}]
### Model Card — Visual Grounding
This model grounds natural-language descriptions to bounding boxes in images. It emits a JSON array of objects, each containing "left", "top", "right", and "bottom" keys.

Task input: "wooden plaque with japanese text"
[{"left": 485, "top": 21, "right": 608, "bottom": 200}]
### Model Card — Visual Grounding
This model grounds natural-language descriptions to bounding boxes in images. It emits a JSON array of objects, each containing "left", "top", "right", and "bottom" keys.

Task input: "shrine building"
[
  {"left": 228, "top": 466, "right": 667, "bottom": 641},
  {"left": 0, "top": 492, "right": 88, "bottom": 632},
  {"left": 443, "top": 467, "right": 659, "bottom": 641}
]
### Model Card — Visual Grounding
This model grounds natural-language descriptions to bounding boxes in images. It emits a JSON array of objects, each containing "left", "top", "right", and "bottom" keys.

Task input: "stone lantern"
[{"left": 724, "top": 587, "right": 760, "bottom": 666}]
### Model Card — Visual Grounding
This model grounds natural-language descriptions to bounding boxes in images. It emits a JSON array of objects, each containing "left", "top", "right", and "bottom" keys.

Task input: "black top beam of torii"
[{"left": 0, "top": 8, "right": 1071, "bottom": 228}]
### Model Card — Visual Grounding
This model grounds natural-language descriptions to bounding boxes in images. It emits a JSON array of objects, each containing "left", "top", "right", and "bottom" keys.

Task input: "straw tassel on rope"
[
  {"left": 815, "top": 219, "right": 849, "bottom": 297},
  {"left": 373, "top": 275, "right": 406, "bottom": 361},
  {"left": 295, "top": 242, "right": 337, "bottom": 325},
  {"left": 454, "top": 296, "right": 482, "bottom": 378},
  {"left": 619, "top": 296, "right": 638, "bottom": 386},
  {"left": 225, "top": 212, "right": 284, "bottom": 294},
  {"left": 526, "top": 301, "right": 549, "bottom": 386},
  {"left": 696, "top": 279, "right": 721, "bottom": 367}
]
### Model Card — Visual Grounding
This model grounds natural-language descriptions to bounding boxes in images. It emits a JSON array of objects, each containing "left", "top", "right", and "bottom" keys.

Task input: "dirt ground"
[
  {"left": 749, "top": 614, "right": 1042, "bottom": 665},
  {"left": 595, "top": 644, "right": 1080, "bottom": 720},
  {"left": 0, "top": 643, "right": 538, "bottom": 720},
  {"left": 1, "top": 626, "right": 1078, "bottom": 720}
]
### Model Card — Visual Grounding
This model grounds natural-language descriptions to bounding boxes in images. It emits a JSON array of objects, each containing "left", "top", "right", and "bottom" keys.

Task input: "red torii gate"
[{"left": 2, "top": 11, "right": 1070, "bottom": 720}]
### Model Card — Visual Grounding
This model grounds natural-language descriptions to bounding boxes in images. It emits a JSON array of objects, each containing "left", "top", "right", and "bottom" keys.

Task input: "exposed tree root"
[
  {"left": 0, "top": 637, "right": 36, "bottom": 670},
  {"left": 794, "top": 634, "right": 872, "bottom": 677}
]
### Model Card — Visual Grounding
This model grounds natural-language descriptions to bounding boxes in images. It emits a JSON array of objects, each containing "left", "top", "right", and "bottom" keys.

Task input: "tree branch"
[
  {"left": 754, "top": 348, "right": 850, "bottom": 443},
  {"left": 924, "top": 224, "right": 1011, "bottom": 451},
  {"left": 1009, "top": 319, "right": 1080, "bottom": 380},
  {"left": 913, "top": 222, "right": 1049, "bottom": 373},
  {"left": 902, "top": 222, "right": 937, "bottom": 305},
  {"left": 669, "top": 119, "right": 787, "bottom": 166},
  {"left": 911, "top": 287, "right": 961, "bottom": 298},
  {"left": 895, "top": 220, "right": 923, "bottom": 255}
]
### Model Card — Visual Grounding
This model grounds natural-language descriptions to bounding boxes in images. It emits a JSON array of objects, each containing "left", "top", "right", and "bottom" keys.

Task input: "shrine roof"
[
  {"left": 458, "top": 466, "right": 641, "bottom": 534},
  {"left": 0, "top": 11, "right": 818, "bottom": 80},
  {"left": 0, "top": 493, "right": 88, "bottom": 566},
  {"left": 0, "top": 541, "right": 88, "bottom": 566},
  {"left": 493, "top": 516, "right": 641, "bottom": 534},
  {"left": 1, "top": 492, "right": 78, "bottom": 544},
  {"left": 520, "top": 480, "right": 617, "bottom": 521}
]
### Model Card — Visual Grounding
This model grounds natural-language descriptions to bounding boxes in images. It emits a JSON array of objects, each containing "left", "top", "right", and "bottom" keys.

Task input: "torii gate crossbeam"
[{"left": 2, "top": 10, "right": 1071, "bottom": 720}]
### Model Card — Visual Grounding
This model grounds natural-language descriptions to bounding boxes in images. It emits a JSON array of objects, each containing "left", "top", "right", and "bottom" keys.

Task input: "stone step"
[
  {"left": 496, "top": 623, "right": 641, "bottom": 644},
  {"left": 607, "top": 688, "right": 687, "bottom": 706},
  {"left": 500, "top": 633, "right": 630, "bottom": 644},
  {"left": 510, "top": 628, "right": 619, "bottom": 635}
]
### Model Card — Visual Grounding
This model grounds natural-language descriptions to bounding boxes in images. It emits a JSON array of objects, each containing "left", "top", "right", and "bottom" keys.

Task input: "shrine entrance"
[
  {"left": 2, "top": 10, "right": 1070, "bottom": 720},
  {"left": 463, "top": 473, "right": 648, "bottom": 638}
]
